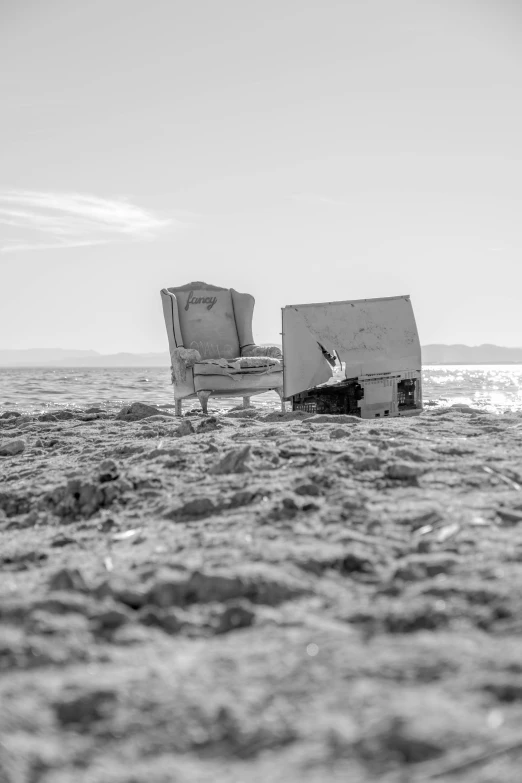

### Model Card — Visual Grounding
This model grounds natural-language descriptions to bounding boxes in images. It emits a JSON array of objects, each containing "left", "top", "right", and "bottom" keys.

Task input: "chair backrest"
[{"left": 166, "top": 282, "right": 241, "bottom": 360}]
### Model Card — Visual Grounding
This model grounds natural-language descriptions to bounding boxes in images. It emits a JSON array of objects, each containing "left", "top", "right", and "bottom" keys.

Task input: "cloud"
[{"left": 0, "top": 190, "right": 176, "bottom": 253}]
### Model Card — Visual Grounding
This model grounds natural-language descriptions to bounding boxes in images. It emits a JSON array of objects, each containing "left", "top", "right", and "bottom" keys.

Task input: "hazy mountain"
[
  {"left": 422, "top": 344, "right": 522, "bottom": 364},
  {"left": 2, "top": 345, "right": 522, "bottom": 367},
  {"left": 0, "top": 349, "right": 170, "bottom": 367},
  {"left": 0, "top": 348, "right": 100, "bottom": 365}
]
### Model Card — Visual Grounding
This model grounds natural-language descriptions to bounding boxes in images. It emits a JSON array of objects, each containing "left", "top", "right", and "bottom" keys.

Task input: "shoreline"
[{"left": 2, "top": 402, "right": 522, "bottom": 781}]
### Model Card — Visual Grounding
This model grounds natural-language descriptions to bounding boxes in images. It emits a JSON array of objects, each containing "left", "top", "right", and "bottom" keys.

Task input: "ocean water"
[{"left": 1, "top": 365, "right": 522, "bottom": 415}]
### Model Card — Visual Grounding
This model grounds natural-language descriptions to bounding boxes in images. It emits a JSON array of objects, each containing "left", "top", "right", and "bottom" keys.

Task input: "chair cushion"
[
  {"left": 193, "top": 365, "right": 283, "bottom": 394},
  {"left": 168, "top": 285, "right": 240, "bottom": 360},
  {"left": 197, "top": 356, "right": 281, "bottom": 374}
]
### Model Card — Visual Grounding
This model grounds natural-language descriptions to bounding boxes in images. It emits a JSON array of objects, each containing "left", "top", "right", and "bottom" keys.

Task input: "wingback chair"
[{"left": 160, "top": 282, "right": 284, "bottom": 415}]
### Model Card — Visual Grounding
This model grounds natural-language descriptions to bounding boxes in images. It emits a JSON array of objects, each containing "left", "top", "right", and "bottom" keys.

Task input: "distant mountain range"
[
  {"left": 1, "top": 345, "right": 522, "bottom": 367},
  {"left": 0, "top": 349, "right": 170, "bottom": 367}
]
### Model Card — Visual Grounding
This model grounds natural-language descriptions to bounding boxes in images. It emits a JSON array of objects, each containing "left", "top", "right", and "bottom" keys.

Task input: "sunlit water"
[{"left": 1, "top": 365, "right": 522, "bottom": 415}]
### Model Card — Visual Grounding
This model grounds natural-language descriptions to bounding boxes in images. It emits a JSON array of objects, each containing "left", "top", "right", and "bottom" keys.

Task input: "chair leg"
[
  {"left": 242, "top": 396, "right": 251, "bottom": 409},
  {"left": 175, "top": 398, "right": 183, "bottom": 417},
  {"left": 276, "top": 388, "right": 286, "bottom": 413},
  {"left": 197, "top": 390, "right": 211, "bottom": 415}
]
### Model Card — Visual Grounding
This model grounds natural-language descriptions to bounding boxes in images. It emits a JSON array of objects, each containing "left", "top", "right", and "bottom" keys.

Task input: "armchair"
[{"left": 160, "top": 282, "right": 284, "bottom": 415}]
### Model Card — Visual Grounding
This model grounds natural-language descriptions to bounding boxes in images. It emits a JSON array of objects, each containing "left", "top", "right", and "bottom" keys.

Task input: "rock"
[
  {"left": 392, "top": 446, "right": 434, "bottom": 462},
  {"left": 90, "top": 607, "right": 130, "bottom": 632},
  {"left": 38, "top": 410, "right": 75, "bottom": 421},
  {"left": 391, "top": 553, "right": 460, "bottom": 581},
  {"left": 296, "top": 544, "right": 378, "bottom": 576},
  {"left": 0, "top": 411, "right": 21, "bottom": 419},
  {"left": 116, "top": 402, "right": 168, "bottom": 421},
  {"left": 50, "top": 535, "right": 77, "bottom": 548},
  {"left": 112, "top": 586, "right": 149, "bottom": 610},
  {"left": 305, "top": 414, "right": 362, "bottom": 425},
  {"left": 196, "top": 416, "right": 221, "bottom": 432},
  {"left": 147, "top": 564, "right": 306, "bottom": 607},
  {"left": 497, "top": 508, "right": 522, "bottom": 525},
  {"left": 210, "top": 445, "right": 251, "bottom": 474},
  {"left": 0, "top": 489, "right": 31, "bottom": 517},
  {"left": 260, "top": 410, "right": 311, "bottom": 422},
  {"left": 45, "top": 474, "right": 123, "bottom": 518},
  {"left": 386, "top": 461, "right": 425, "bottom": 480},
  {"left": 225, "top": 408, "right": 260, "bottom": 419},
  {"left": 174, "top": 419, "right": 195, "bottom": 437},
  {"left": 449, "top": 404, "right": 488, "bottom": 415},
  {"left": 167, "top": 497, "right": 217, "bottom": 520},
  {"left": 54, "top": 688, "right": 117, "bottom": 726},
  {"left": 0, "top": 439, "right": 25, "bottom": 456},
  {"left": 97, "top": 458, "right": 120, "bottom": 482},
  {"left": 228, "top": 490, "right": 257, "bottom": 508},
  {"left": 354, "top": 455, "right": 383, "bottom": 471},
  {"left": 213, "top": 601, "right": 255, "bottom": 634},
  {"left": 49, "top": 567, "right": 88, "bottom": 593},
  {"left": 138, "top": 606, "right": 184, "bottom": 634},
  {"left": 295, "top": 483, "right": 321, "bottom": 496},
  {"left": 330, "top": 427, "right": 352, "bottom": 439}
]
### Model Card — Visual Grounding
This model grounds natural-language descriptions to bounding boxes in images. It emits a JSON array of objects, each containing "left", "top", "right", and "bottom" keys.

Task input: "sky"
[{"left": 1, "top": 0, "right": 521, "bottom": 353}]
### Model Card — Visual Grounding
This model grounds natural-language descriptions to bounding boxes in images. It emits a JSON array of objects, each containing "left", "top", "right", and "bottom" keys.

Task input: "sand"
[{"left": 1, "top": 401, "right": 522, "bottom": 782}]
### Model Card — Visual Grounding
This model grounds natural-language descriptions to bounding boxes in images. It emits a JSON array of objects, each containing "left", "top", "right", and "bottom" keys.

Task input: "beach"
[{"left": 2, "top": 401, "right": 522, "bottom": 782}]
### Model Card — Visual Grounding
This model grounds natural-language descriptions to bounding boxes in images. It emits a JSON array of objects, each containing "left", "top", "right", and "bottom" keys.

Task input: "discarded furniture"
[
  {"left": 160, "top": 282, "right": 284, "bottom": 415},
  {"left": 282, "top": 295, "right": 422, "bottom": 418}
]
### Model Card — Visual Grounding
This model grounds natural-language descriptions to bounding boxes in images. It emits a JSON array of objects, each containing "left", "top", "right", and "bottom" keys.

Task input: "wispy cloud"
[{"left": 0, "top": 190, "right": 176, "bottom": 253}]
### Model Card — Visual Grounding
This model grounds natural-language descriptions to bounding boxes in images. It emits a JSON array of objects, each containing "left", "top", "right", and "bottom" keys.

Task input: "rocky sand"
[{"left": 2, "top": 401, "right": 522, "bottom": 782}]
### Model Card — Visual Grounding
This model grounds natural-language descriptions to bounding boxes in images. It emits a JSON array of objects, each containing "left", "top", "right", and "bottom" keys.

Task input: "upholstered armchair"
[{"left": 160, "top": 282, "right": 284, "bottom": 415}]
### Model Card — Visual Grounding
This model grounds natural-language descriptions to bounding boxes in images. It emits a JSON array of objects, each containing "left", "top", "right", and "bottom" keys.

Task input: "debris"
[
  {"left": 483, "top": 465, "right": 521, "bottom": 491},
  {"left": 436, "top": 523, "right": 460, "bottom": 542},
  {"left": 112, "top": 528, "right": 141, "bottom": 541}
]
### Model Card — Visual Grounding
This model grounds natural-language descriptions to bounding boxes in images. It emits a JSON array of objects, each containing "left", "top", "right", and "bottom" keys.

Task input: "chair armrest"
[
  {"left": 171, "top": 347, "right": 201, "bottom": 384},
  {"left": 160, "top": 289, "right": 185, "bottom": 354}
]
